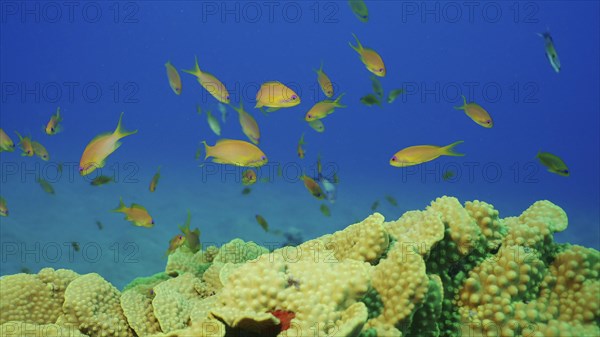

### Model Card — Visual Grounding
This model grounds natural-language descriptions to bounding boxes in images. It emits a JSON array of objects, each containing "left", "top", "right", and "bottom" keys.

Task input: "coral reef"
[{"left": 1, "top": 196, "right": 598, "bottom": 337}]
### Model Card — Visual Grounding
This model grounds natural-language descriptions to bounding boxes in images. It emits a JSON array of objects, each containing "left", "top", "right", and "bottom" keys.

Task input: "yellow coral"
[
  {"left": 211, "top": 247, "right": 370, "bottom": 336},
  {"left": 314, "top": 213, "right": 390, "bottom": 263},
  {"left": 60, "top": 273, "right": 134, "bottom": 337},
  {"left": 212, "top": 238, "right": 269, "bottom": 264},
  {"left": 465, "top": 200, "right": 505, "bottom": 250},
  {"left": 152, "top": 273, "right": 205, "bottom": 333},
  {"left": 384, "top": 209, "right": 445, "bottom": 256},
  {"left": 366, "top": 240, "right": 430, "bottom": 332},
  {"left": 165, "top": 246, "right": 211, "bottom": 277},
  {"left": 0, "top": 268, "right": 79, "bottom": 325},
  {"left": 120, "top": 280, "right": 162, "bottom": 336},
  {"left": 0, "top": 321, "right": 89, "bottom": 336},
  {"left": 429, "top": 196, "right": 483, "bottom": 255}
]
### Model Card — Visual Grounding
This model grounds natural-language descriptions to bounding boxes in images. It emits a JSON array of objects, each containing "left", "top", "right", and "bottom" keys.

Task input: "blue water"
[{"left": 1, "top": 1, "right": 598, "bottom": 289}]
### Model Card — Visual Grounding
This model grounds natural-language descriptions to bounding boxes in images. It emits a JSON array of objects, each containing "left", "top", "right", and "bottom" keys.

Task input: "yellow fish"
[
  {"left": 301, "top": 175, "right": 324, "bottom": 199},
  {"left": 315, "top": 62, "right": 334, "bottom": 97},
  {"left": 232, "top": 102, "right": 260, "bottom": 144},
  {"left": 536, "top": 151, "right": 569, "bottom": 176},
  {"left": 297, "top": 133, "right": 306, "bottom": 159},
  {"left": 165, "top": 61, "right": 182, "bottom": 95},
  {"left": 242, "top": 169, "right": 257, "bottom": 186},
  {"left": 348, "top": 0, "right": 368, "bottom": 22},
  {"left": 79, "top": 112, "right": 137, "bottom": 176},
  {"left": 31, "top": 141, "right": 49, "bottom": 161},
  {"left": 203, "top": 139, "right": 268, "bottom": 167},
  {"left": 206, "top": 110, "right": 221, "bottom": 136},
  {"left": 305, "top": 94, "right": 346, "bottom": 121},
  {"left": 390, "top": 141, "right": 465, "bottom": 167},
  {"left": 149, "top": 166, "right": 161, "bottom": 192},
  {"left": 454, "top": 95, "right": 493, "bottom": 128},
  {"left": 15, "top": 132, "right": 34, "bottom": 157},
  {"left": 0, "top": 129, "right": 15, "bottom": 152},
  {"left": 0, "top": 196, "right": 8, "bottom": 216},
  {"left": 44, "top": 107, "right": 63, "bottom": 135},
  {"left": 349, "top": 34, "right": 386, "bottom": 77},
  {"left": 178, "top": 210, "right": 200, "bottom": 252},
  {"left": 308, "top": 119, "right": 325, "bottom": 133},
  {"left": 183, "top": 56, "right": 230, "bottom": 104},
  {"left": 538, "top": 31, "right": 560, "bottom": 73},
  {"left": 112, "top": 197, "right": 154, "bottom": 228},
  {"left": 255, "top": 81, "right": 300, "bottom": 109}
]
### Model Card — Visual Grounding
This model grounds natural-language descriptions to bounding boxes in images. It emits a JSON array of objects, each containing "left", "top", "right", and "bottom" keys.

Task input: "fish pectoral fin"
[{"left": 266, "top": 107, "right": 280, "bottom": 113}]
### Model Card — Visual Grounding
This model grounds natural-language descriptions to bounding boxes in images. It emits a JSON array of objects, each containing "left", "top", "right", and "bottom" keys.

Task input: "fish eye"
[
  {"left": 391, "top": 156, "right": 397, "bottom": 161},
  {"left": 51, "top": 128, "right": 54, "bottom": 132},
  {"left": 292, "top": 95, "right": 297, "bottom": 100},
  {"left": 379, "top": 68, "right": 384, "bottom": 72},
  {"left": 261, "top": 156, "right": 266, "bottom": 160}
]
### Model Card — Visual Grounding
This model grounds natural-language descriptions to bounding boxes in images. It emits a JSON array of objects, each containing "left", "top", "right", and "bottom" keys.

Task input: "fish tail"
[
  {"left": 334, "top": 93, "right": 346, "bottom": 107},
  {"left": 14, "top": 131, "right": 23, "bottom": 142},
  {"left": 315, "top": 60, "right": 324, "bottom": 74},
  {"left": 182, "top": 56, "right": 202, "bottom": 78},
  {"left": 349, "top": 33, "right": 362, "bottom": 53},
  {"left": 441, "top": 141, "right": 465, "bottom": 157},
  {"left": 55, "top": 107, "right": 62, "bottom": 121},
  {"left": 299, "top": 133, "right": 305, "bottom": 145},
  {"left": 202, "top": 141, "right": 211, "bottom": 160},
  {"left": 453, "top": 95, "right": 467, "bottom": 110},
  {"left": 112, "top": 197, "right": 126, "bottom": 212},
  {"left": 114, "top": 112, "right": 138, "bottom": 138}
]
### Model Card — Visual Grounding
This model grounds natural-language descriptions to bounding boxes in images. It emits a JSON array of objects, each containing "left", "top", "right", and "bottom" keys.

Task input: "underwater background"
[{"left": 0, "top": 1, "right": 598, "bottom": 290}]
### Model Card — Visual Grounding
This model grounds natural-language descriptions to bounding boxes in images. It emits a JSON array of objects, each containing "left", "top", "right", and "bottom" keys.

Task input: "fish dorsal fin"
[{"left": 130, "top": 204, "right": 147, "bottom": 211}]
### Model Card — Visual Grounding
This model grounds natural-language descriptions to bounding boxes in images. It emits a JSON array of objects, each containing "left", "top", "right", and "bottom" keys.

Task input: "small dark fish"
[
  {"left": 320, "top": 204, "right": 331, "bottom": 217},
  {"left": 20, "top": 267, "right": 31, "bottom": 274},
  {"left": 442, "top": 170, "right": 456, "bottom": 181},
  {"left": 385, "top": 195, "right": 398, "bottom": 207},
  {"left": 371, "top": 75, "right": 384, "bottom": 99},
  {"left": 536, "top": 151, "right": 569, "bottom": 176},
  {"left": 38, "top": 178, "right": 55, "bottom": 194},
  {"left": 387, "top": 89, "right": 405, "bottom": 103},
  {"left": 371, "top": 200, "right": 379, "bottom": 211},
  {"left": 241, "top": 187, "right": 252, "bottom": 195},
  {"left": 71, "top": 242, "right": 80, "bottom": 252},
  {"left": 96, "top": 220, "right": 104, "bottom": 230},
  {"left": 57, "top": 163, "right": 63, "bottom": 174},
  {"left": 149, "top": 166, "right": 161, "bottom": 192},
  {"left": 256, "top": 214, "right": 269, "bottom": 232},
  {"left": 91, "top": 175, "right": 114, "bottom": 186},
  {"left": 332, "top": 172, "right": 339, "bottom": 184},
  {"left": 360, "top": 94, "right": 382, "bottom": 107}
]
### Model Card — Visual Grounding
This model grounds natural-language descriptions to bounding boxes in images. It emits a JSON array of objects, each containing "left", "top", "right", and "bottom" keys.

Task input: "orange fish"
[
  {"left": 165, "top": 61, "right": 182, "bottom": 95},
  {"left": 297, "top": 133, "right": 306, "bottom": 159},
  {"left": 183, "top": 56, "right": 230, "bottom": 104},
  {"left": 112, "top": 197, "right": 154, "bottom": 228},
  {"left": 301, "top": 175, "right": 324, "bottom": 199},
  {"left": 349, "top": 33, "right": 386, "bottom": 77},
  {"left": 0, "top": 129, "right": 15, "bottom": 152},
  {"left": 31, "top": 141, "right": 49, "bottom": 161},
  {"left": 203, "top": 139, "right": 268, "bottom": 167},
  {"left": 149, "top": 166, "right": 161, "bottom": 192},
  {"left": 454, "top": 95, "right": 493, "bottom": 128},
  {"left": 255, "top": 81, "right": 300, "bottom": 110},
  {"left": 315, "top": 61, "right": 334, "bottom": 98},
  {"left": 232, "top": 102, "right": 260, "bottom": 144},
  {"left": 14, "top": 132, "right": 34, "bottom": 157},
  {"left": 305, "top": 94, "right": 346, "bottom": 121},
  {"left": 79, "top": 112, "right": 137, "bottom": 176},
  {"left": 165, "top": 234, "right": 186, "bottom": 255},
  {"left": 390, "top": 141, "right": 464, "bottom": 167},
  {"left": 44, "top": 107, "right": 62, "bottom": 135}
]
